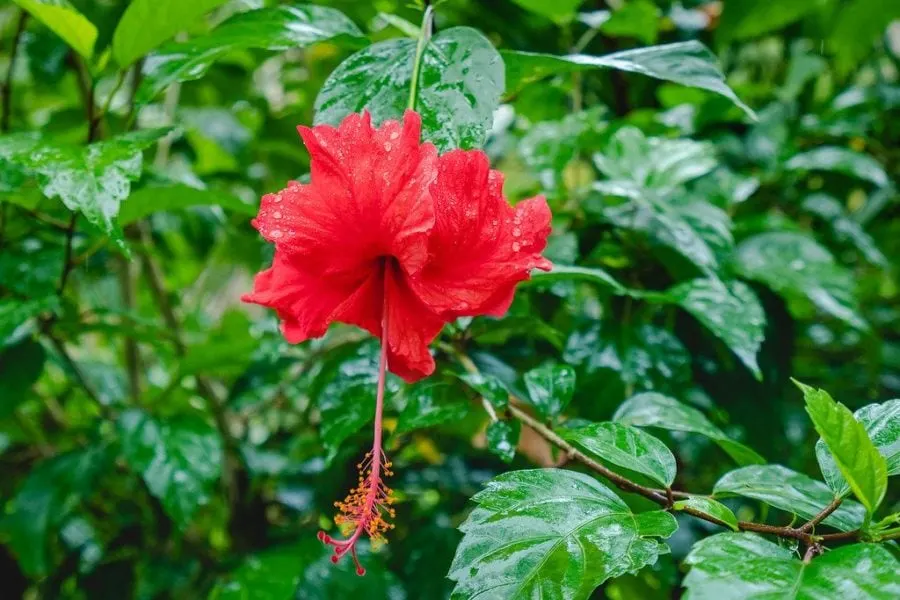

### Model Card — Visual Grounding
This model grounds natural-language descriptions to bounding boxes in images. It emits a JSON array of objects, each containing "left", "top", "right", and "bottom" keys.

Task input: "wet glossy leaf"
[
  {"left": 802, "top": 193, "right": 887, "bottom": 267},
  {"left": 660, "top": 279, "right": 765, "bottom": 378},
  {"left": 137, "top": 5, "right": 366, "bottom": 103},
  {"left": 119, "top": 184, "right": 257, "bottom": 225},
  {"left": 112, "top": 0, "right": 230, "bottom": 67},
  {"left": 0, "top": 338, "right": 45, "bottom": 418},
  {"left": 315, "top": 27, "right": 504, "bottom": 152},
  {"left": 0, "top": 295, "right": 58, "bottom": 344},
  {"left": 13, "top": 0, "right": 96, "bottom": 58},
  {"left": 713, "top": 465, "right": 865, "bottom": 531},
  {"left": 503, "top": 41, "right": 755, "bottom": 118},
  {"left": 797, "top": 381, "right": 887, "bottom": 513},
  {"left": 734, "top": 231, "right": 868, "bottom": 330},
  {"left": 118, "top": 409, "right": 223, "bottom": 528},
  {"left": 510, "top": 0, "right": 584, "bottom": 23},
  {"left": 614, "top": 392, "right": 764, "bottom": 466},
  {"left": 459, "top": 372, "right": 510, "bottom": 410},
  {"left": 786, "top": 146, "right": 890, "bottom": 187},
  {"left": 717, "top": 0, "right": 821, "bottom": 42},
  {"left": 815, "top": 399, "right": 900, "bottom": 498},
  {"left": 683, "top": 533, "right": 900, "bottom": 599},
  {"left": 562, "top": 422, "right": 676, "bottom": 487},
  {"left": 395, "top": 382, "right": 470, "bottom": 435},
  {"left": 523, "top": 363, "right": 576, "bottom": 419},
  {"left": 673, "top": 497, "right": 739, "bottom": 531},
  {"left": 0, "top": 445, "right": 111, "bottom": 576},
  {"left": 448, "top": 469, "right": 677, "bottom": 600},
  {"left": 528, "top": 264, "right": 626, "bottom": 293},
  {"left": 486, "top": 420, "right": 520, "bottom": 463}
]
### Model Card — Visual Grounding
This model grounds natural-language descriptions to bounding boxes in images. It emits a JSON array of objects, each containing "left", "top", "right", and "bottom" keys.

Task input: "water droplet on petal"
[
  {"left": 513, "top": 227, "right": 521, "bottom": 236},
  {"left": 390, "top": 131, "right": 400, "bottom": 140},
  {"left": 512, "top": 242, "right": 521, "bottom": 251},
  {"left": 273, "top": 211, "right": 282, "bottom": 219},
  {"left": 271, "top": 230, "right": 283, "bottom": 239},
  {"left": 384, "top": 142, "right": 392, "bottom": 152},
  {"left": 272, "top": 194, "right": 282, "bottom": 203}
]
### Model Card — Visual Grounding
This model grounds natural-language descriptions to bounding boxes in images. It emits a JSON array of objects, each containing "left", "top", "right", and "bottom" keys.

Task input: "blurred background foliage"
[{"left": 0, "top": 0, "right": 898, "bottom": 598}]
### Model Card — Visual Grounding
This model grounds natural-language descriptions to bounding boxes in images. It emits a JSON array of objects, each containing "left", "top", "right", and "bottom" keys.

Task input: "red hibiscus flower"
[{"left": 242, "top": 110, "right": 551, "bottom": 574}]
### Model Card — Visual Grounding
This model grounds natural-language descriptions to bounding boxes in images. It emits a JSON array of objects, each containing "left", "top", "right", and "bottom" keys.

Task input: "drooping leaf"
[
  {"left": 659, "top": 279, "right": 765, "bottom": 378},
  {"left": 395, "top": 381, "right": 470, "bottom": 435},
  {"left": 448, "top": 469, "right": 677, "bottom": 600},
  {"left": 562, "top": 421, "right": 676, "bottom": 487},
  {"left": 315, "top": 27, "right": 504, "bottom": 153},
  {"left": 797, "top": 381, "right": 887, "bottom": 514},
  {"left": 486, "top": 420, "right": 520, "bottom": 463},
  {"left": 683, "top": 533, "right": 900, "bottom": 599},
  {"left": 802, "top": 193, "right": 887, "bottom": 267},
  {"left": 503, "top": 41, "right": 755, "bottom": 118},
  {"left": 815, "top": 399, "right": 900, "bottom": 498},
  {"left": 112, "top": 0, "right": 230, "bottom": 67},
  {"left": 510, "top": 0, "right": 585, "bottom": 23},
  {"left": 522, "top": 363, "right": 576, "bottom": 419},
  {"left": 0, "top": 445, "right": 111, "bottom": 576},
  {"left": 717, "top": 0, "right": 822, "bottom": 43},
  {"left": 614, "top": 392, "right": 764, "bottom": 466},
  {"left": 527, "top": 264, "right": 626, "bottom": 293},
  {"left": 0, "top": 338, "right": 45, "bottom": 418},
  {"left": 713, "top": 465, "right": 866, "bottom": 531},
  {"left": 733, "top": 231, "right": 868, "bottom": 330},
  {"left": 118, "top": 409, "right": 223, "bottom": 528},
  {"left": 673, "top": 497, "right": 739, "bottom": 531},
  {"left": 12, "top": 0, "right": 97, "bottom": 58},
  {"left": 136, "top": 5, "right": 366, "bottom": 103},
  {"left": 119, "top": 184, "right": 256, "bottom": 225},
  {"left": 785, "top": 146, "right": 890, "bottom": 187}
]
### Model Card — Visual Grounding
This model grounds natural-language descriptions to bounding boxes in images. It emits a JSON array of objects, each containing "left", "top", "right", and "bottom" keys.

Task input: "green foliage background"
[{"left": 1, "top": 0, "right": 899, "bottom": 598}]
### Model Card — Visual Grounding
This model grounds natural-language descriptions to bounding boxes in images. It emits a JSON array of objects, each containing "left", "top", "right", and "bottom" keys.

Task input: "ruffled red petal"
[{"left": 408, "top": 150, "right": 552, "bottom": 318}]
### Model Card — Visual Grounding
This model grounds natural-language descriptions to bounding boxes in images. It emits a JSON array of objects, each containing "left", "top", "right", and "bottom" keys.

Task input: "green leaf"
[
  {"left": 614, "top": 392, "right": 765, "bottom": 466},
  {"left": 15, "top": 129, "right": 171, "bottom": 246},
  {"left": 713, "top": 465, "right": 866, "bottom": 531},
  {"left": 119, "top": 184, "right": 256, "bottom": 225},
  {"left": 660, "top": 279, "right": 765, "bottom": 378},
  {"left": 797, "top": 381, "right": 887, "bottom": 514},
  {"left": 137, "top": 5, "right": 365, "bottom": 103},
  {"left": 815, "top": 399, "right": 899, "bottom": 498},
  {"left": 395, "top": 381, "right": 470, "bottom": 435},
  {"left": 0, "top": 338, "right": 45, "bottom": 419},
  {"left": 734, "top": 231, "right": 868, "bottom": 330},
  {"left": 786, "top": 146, "right": 890, "bottom": 187},
  {"left": 13, "top": 0, "right": 97, "bottom": 58},
  {"left": 561, "top": 422, "right": 676, "bottom": 487},
  {"left": 510, "top": 0, "right": 585, "bottom": 23},
  {"left": 527, "top": 264, "right": 626, "bottom": 293},
  {"left": 829, "top": 0, "right": 900, "bottom": 75},
  {"left": 458, "top": 372, "right": 510, "bottom": 410},
  {"left": 673, "top": 497, "right": 739, "bottom": 531},
  {"left": 522, "top": 363, "right": 576, "bottom": 419},
  {"left": 683, "top": 533, "right": 900, "bottom": 599},
  {"left": 486, "top": 420, "right": 520, "bottom": 463},
  {"left": 0, "top": 446, "right": 110, "bottom": 576},
  {"left": 503, "top": 41, "right": 755, "bottom": 118},
  {"left": 448, "top": 469, "right": 677, "bottom": 600},
  {"left": 717, "top": 0, "right": 822, "bottom": 43},
  {"left": 112, "top": 0, "right": 230, "bottom": 67},
  {"left": 118, "top": 409, "right": 223, "bottom": 528},
  {"left": 602, "top": 0, "right": 660, "bottom": 44},
  {"left": 0, "top": 295, "right": 58, "bottom": 344},
  {"left": 802, "top": 193, "right": 887, "bottom": 267},
  {"left": 315, "top": 27, "right": 504, "bottom": 153}
]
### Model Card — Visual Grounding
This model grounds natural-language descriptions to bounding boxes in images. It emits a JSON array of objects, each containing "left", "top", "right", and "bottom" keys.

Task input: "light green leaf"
[
  {"left": 661, "top": 279, "right": 765, "bottom": 379},
  {"left": 562, "top": 422, "right": 676, "bottom": 487},
  {"left": 118, "top": 409, "right": 223, "bottom": 528},
  {"left": 137, "top": 5, "right": 366, "bottom": 103},
  {"left": 713, "top": 465, "right": 866, "bottom": 531},
  {"left": 815, "top": 399, "right": 900, "bottom": 498},
  {"left": 602, "top": 0, "right": 660, "bottom": 44},
  {"left": 797, "top": 381, "right": 887, "bottom": 514},
  {"left": 614, "top": 392, "right": 765, "bottom": 466},
  {"left": 448, "top": 469, "right": 677, "bottom": 600},
  {"left": 684, "top": 533, "right": 900, "bottom": 599},
  {"left": 13, "top": 0, "right": 97, "bottom": 58},
  {"left": 112, "top": 0, "right": 230, "bottom": 67},
  {"left": 395, "top": 382, "right": 470, "bottom": 435},
  {"left": 523, "top": 363, "right": 576, "bottom": 419},
  {"left": 829, "top": 0, "right": 900, "bottom": 75},
  {"left": 503, "top": 41, "right": 755, "bottom": 118},
  {"left": 734, "top": 231, "right": 868, "bottom": 330},
  {"left": 527, "top": 264, "right": 626, "bottom": 293},
  {"left": 486, "top": 420, "right": 520, "bottom": 463},
  {"left": 510, "top": 0, "right": 585, "bottom": 23},
  {"left": 0, "top": 338, "right": 45, "bottom": 419},
  {"left": 315, "top": 27, "right": 504, "bottom": 153},
  {"left": 119, "top": 184, "right": 256, "bottom": 225},
  {"left": 0, "top": 446, "right": 110, "bottom": 576},
  {"left": 673, "top": 497, "right": 739, "bottom": 531},
  {"left": 786, "top": 146, "right": 890, "bottom": 187},
  {"left": 717, "top": 0, "right": 822, "bottom": 42}
]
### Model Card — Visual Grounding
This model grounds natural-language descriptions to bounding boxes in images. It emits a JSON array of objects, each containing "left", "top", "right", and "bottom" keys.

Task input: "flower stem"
[{"left": 407, "top": 5, "right": 434, "bottom": 111}]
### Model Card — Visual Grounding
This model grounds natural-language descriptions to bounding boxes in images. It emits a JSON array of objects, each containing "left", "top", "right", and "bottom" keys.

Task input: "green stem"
[{"left": 407, "top": 5, "right": 434, "bottom": 111}]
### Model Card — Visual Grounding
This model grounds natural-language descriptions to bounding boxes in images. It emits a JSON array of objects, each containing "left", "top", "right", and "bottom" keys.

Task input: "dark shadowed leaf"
[
  {"left": 562, "top": 421, "right": 676, "bottom": 486},
  {"left": 0, "top": 338, "right": 45, "bottom": 418},
  {"left": 395, "top": 382, "right": 470, "bottom": 435},
  {"left": 119, "top": 184, "right": 256, "bottom": 225},
  {"left": 717, "top": 0, "right": 821, "bottom": 43},
  {"left": 448, "top": 469, "right": 677, "bottom": 600},
  {"left": 510, "top": 0, "right": 585, "bottom": 23},
  {"left": 802, "top": 193, "right": 887, "bottom": 267}
]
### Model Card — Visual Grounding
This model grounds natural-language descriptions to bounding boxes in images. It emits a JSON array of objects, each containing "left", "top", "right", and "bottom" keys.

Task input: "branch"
[
  {"left": 798, "top": 495, "right": 843, "bottom": 533},
  {"left": 451, "top": 347, "right": 857, "bottom": 548},
  {"left": 1, "top": 11, "right": 27, "bottom": 132},
  {"left": 45, "top": 331, "right": 110, "bottom": 418},
  {"left": 57, "top": 213, "right": 78, "bottom": 295}
]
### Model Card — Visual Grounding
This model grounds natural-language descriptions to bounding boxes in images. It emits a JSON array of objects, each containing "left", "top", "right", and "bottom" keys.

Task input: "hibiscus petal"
[{"left": 409, "top": 150, "right": 552, "bottom": 317}]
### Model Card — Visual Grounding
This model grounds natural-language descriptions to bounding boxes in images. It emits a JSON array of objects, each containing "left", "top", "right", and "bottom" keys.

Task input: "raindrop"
[
  {"left": 273, "top": 211, "right": 282, "bottom": 219},
  {"left": 790, "top": 259, "right": 805, "bottom": 270},
  {"left": 384, "top": 142, "right": 392, "bottom": 152},
  {"left": 390, "top": 131, "right": 400, "bottom": 140},
  {"left": 272, "top": 194, "right": 282, "bottom": 203},
  {"left": 513, "top": 227, "right": 521, "bottom": 237},
  {"left": 271, "top": 229, "right": 284, "bottom": 239},
  {"left": 512, "top": 242, "right": 521, "bottom": 252}
]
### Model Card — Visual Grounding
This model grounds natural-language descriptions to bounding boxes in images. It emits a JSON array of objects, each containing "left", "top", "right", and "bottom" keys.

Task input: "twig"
[
  {"left": 1, "top": 11, "right": 27, "bottom": 132},
  {"left": 45, "top": 332, "right": 109, "bottom": 417},
  {"left": 798, "top": 495, "right": 843, "bottom": 533},
  {"left": 57, "top": 214, "right": 78, "bottom": 295}
]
